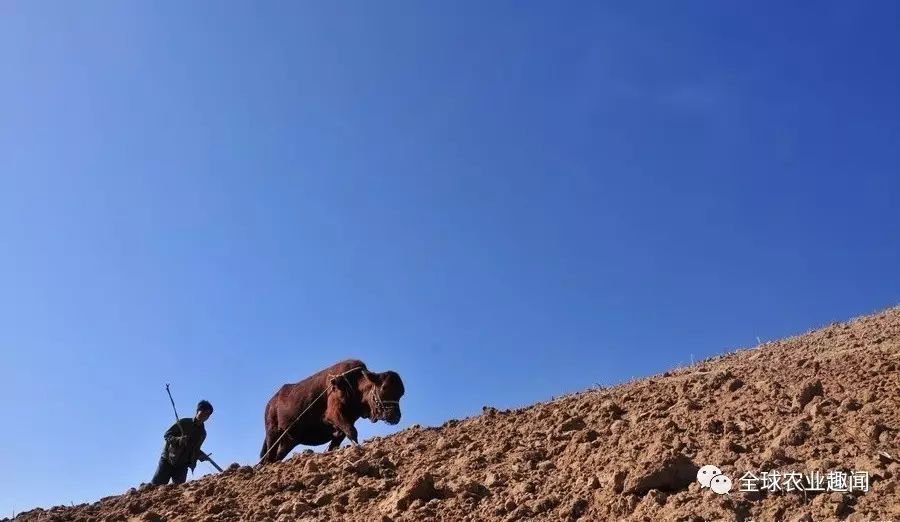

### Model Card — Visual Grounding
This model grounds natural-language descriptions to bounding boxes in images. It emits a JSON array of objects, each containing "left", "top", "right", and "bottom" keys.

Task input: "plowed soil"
[{"left": 8, "top": 307, "right": 900, "bottom": 521}]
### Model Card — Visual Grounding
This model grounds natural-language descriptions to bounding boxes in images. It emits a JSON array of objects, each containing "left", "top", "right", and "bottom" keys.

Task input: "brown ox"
[{"left": 259, "top": 359, "right": 405, "bottom": 463}]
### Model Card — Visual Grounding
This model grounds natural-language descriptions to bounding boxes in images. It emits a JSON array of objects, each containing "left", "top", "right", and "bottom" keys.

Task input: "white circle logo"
[
  {"left": 697, "top": 465, "right": 722, "bottom": 488},
  {"left": 710, "top": 474, "right": 733, "bottom": 495}
]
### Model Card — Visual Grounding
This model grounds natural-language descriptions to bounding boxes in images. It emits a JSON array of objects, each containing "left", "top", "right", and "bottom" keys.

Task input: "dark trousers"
[{"left": 151, "top": 457, "right": 189, "bottom": 485}]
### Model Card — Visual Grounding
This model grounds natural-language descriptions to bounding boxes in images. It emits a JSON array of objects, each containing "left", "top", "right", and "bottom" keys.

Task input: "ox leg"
[
  {"left": 262, "top": 430, "right": 281, "bottom": 463},
  {"left": 327, "top": 432, "right": 346, "bottom": 452},
  {"left": 324, "top": 383, "right": 361, "bottom": 448},
  {"left": 325, "top": 414, "right": 360, "bottom": 447},
  {"left": 272, "top": 431, "right": 298, "bottom": 462},
  {"left": 274, "top": 441, "right": 293, "bottom": 462},
  {"left": 340, "top": 424, "right": 360, "bottom": 447}
]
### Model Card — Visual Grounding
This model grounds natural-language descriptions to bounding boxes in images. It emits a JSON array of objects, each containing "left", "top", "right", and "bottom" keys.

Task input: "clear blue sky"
[{"left": 2, "top": 1, "right": 899, "bottom": 514}]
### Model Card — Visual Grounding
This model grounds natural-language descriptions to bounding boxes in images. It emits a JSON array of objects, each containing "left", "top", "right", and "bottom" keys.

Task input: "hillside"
[{"left": 8, "top": 307, "right": 900, "bottom": 521}]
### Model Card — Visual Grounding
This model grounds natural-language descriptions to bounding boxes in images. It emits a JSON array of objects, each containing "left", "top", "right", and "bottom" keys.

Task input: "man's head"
[{"left": 195, "top": 400, "right": 214, "bottom": 423}]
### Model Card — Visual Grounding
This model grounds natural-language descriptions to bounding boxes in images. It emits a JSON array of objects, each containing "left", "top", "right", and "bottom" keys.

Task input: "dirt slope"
[{"left": 8, "top": 307, "right": 900, "bottom": 521}]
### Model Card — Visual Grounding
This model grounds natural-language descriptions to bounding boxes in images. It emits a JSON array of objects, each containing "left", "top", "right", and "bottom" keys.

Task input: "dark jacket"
[{"left": 161, "top": 418, "right": 207, "bottom": 469}]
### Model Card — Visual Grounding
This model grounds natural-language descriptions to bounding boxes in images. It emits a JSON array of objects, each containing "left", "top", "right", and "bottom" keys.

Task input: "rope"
[{"left": 256, "top": 366, "right": 363, "bottom": 466}]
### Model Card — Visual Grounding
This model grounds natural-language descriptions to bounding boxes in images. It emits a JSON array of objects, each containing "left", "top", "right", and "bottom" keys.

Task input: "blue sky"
[{"left": 2, "top": 1, "right": 899, "bottom": 513}]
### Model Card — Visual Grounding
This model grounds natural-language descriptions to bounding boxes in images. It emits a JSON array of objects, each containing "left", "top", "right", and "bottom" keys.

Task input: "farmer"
[{"left": 151, "top": 400, "right": 213, "bottom": 485}]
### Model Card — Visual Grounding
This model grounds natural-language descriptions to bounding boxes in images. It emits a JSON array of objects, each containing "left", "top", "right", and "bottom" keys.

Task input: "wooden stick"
[{"left": 165, "top": 383, "right": 186, "bottom": 437}]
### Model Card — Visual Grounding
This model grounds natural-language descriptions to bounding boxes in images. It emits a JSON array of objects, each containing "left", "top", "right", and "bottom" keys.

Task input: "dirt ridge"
[{"left": 8, "top": 307, "right": 900, "bottom": 521}]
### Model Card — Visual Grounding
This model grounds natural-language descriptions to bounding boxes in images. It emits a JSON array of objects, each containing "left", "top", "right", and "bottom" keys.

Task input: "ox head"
[{"left": 360, "top": 370, "right": 405, "bottom": 425}]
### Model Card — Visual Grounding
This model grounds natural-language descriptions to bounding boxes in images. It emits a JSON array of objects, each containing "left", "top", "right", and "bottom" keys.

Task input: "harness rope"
[{"left": 256, "top": 366, "right": 398, "bottom": 466}]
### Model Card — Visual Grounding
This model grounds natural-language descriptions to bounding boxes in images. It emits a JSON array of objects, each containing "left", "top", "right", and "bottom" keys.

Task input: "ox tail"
[{"left": 260, "top": 400, "right": 272, "bottom": 460}]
